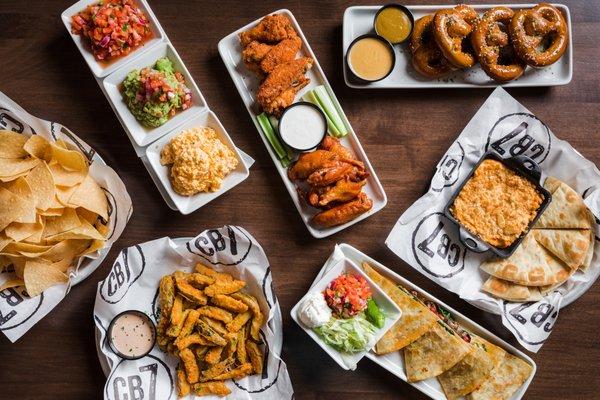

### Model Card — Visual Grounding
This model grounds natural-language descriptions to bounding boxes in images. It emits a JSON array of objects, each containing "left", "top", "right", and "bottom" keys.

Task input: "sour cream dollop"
[{"left": 298, "top": 291, "right": 332, "bottom": 328}]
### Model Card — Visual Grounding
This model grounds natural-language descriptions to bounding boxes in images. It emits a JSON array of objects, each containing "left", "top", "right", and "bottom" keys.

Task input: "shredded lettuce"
[{"left": 313, "top": 312, "right": 376, "bottom": 353}]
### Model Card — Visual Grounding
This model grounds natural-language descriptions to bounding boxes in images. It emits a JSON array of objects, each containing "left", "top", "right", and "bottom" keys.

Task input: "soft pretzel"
[
  {"left": 472, "top": 7, "right": 526, "bottom": 82},
  {"left": 410, "top": 15, "right": 453, "bottom": 78},
  {"left": 433, "top": 5, "right": 479, "bottom": 69},
  {"left": 510, "top": 3, "right": 568, "bottom": 67}
]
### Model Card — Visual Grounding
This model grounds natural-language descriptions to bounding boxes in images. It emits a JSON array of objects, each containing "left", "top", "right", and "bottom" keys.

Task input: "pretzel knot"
[
  {"left": 510, "top": 3, "right": 568, "bottom": 67},
  {"left": 410, "top": 15, "right": 453, "bottom": 78},
  {"left": 472, "top": 7, "right": 526, "bottom": 82},
  {"left": 433, "top": 5, "right": 479, "bottom": 69}
]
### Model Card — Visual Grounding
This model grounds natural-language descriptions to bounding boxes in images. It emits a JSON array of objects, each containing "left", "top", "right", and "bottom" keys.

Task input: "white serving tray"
[
  {"left": 62, "top": 0, "right": 253, "bottom": 214},
  {"left": 343, "top": 4, "right": 572, "bottom": 89},
  {"left": 218, "top": 9, "right": 387, "bottom": 238},
  {"left": 310, "top": 244, "right": 536, "bottom": 400},
  {"left": 291, "top": 257, "right": 402, "bottom": 371}
]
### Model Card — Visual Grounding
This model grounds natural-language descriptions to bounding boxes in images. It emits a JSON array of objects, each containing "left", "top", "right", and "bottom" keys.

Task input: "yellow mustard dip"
[
  {"left": 375, "top": 6, "right": 412, "bottom": 44},
  {"left": 348, "top": 37, "right": 394, "bottom": 81}
]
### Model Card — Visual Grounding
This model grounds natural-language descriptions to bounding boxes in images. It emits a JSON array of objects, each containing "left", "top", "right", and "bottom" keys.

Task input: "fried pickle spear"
[
  {"left": 231, "top": 292, "right": 264, "bottom": 341},
  {"left": 174, "top": 273, "right": 208, "bottom": 305},
  {"left": 180, "top": 348, "right": 200, "bottom": 384},
  {"left": 157, "top": 275, "right": 175, "bottom": 336},
  {"left": 197, "top": 306, "right": 233, "bottom": 323},
  {"left": 177, "top": 367, "right": 191, "bottom": 397},
  {"left": 192, "top": 381, "right": 231, "bottom": 397},
  {"left": 204, "top": 346, "right": 224, "bottom": 365},
  {"left": 211, "top": 294, "right": 249, "bottom": 313},
  {"left": 226, "top": 311, "right": 252, "bottom": 333},
  {"left": 246, "top": 340, "right": 264, "bottom": 374},
  {"left": 196, "top": 317, "right": 228, "bottom": 346},
  {"left": 211, "top": 363, "right": 253, "bottom": 380},
  {"left": 204, "top": 279, "right": 246, "bottom": 297}
]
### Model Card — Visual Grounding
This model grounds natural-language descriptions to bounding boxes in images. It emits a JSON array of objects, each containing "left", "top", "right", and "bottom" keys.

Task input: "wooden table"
[{"left": 1, "top": 1, "right": 599, "bottom": 399}]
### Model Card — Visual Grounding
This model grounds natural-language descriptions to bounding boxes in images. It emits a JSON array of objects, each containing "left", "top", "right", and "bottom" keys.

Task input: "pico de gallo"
[
  {"left": 324, "top": 273, "right": 372, "bottom": 318},
  {"left": 71, "top": 0, "right": 153, "bottom": 61}
]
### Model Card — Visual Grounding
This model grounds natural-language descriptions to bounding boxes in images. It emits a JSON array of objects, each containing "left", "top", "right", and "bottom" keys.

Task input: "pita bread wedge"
[
  {"left": 531, "top": 229, "right": 589, "bottom": 269},
  {"left": 438, "top": 336, "right": 507, "bottom": 400},
  {"left": 404, "top": 321, "right": 472, "bottom": 382},
  {"left": 362, "top": 263, "right": 438, "bottom": 353},
  {"left": 534, "top": 179, "right": 590, "bottom": 229},
  {"left": 481, "top": 277, "right": 543, "bottom": 302},
  {"left": 467, "top": 353, "right": 532, "bottom": 400},
  {"left": 480, "top": 234, "right": 571, "bottom": 286}
]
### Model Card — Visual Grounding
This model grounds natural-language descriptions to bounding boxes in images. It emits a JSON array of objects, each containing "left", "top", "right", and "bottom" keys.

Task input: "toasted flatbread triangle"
[
  {"left": 480, "top": 234, "right": 571, "bottom": 286},
  {"left": 481, "top": 276, "right": 543, "bottom": 302},
  {"left": 438, "top": 336, "right": 507, "bottom": 400},
  {"left": 582, "top": 209, "right": 596, "bottom": 271},
  {"left": 467, "top": 353, "right": 532, "bottom": 400},
  {"left": 404, "top": 321, "right": 472, "bottom": 382},
  {"left": 362, "top": 263, "right": 437, "bottom": 353},
  {"left": 534, "top": 179, "right": 590, "bottom": 229},
  {"left": 532, "top": 229, "right": 590, "bottom": 269}
]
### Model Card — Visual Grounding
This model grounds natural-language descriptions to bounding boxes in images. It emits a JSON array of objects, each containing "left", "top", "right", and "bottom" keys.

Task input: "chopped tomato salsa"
[
  {"left": 71, "top": 0, "right": 153, "bottom": 61},
  {"left": 324, "top": 273, "right": 372, "bottom": 318}
]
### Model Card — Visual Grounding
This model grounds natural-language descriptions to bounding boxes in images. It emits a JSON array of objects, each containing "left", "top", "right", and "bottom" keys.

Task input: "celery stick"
[
  {"left": 313, "top": 85, "right": 348, "bottom": 137},
  {"left": 257, "top": 113, "right": 287, "bottom": 160},
  {"left": 268, "top": 115, "right": 294, "bottom": 159},
  {"left": 302, "top": 91, "right": 341, "bottom": 137}
]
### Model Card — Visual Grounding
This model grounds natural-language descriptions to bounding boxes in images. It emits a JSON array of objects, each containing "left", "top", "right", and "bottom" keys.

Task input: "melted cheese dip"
[
  {"left": 348, "top": 37, "right": 394, "bottom": 81},
  {"left": 110, "top": 312, "right": 155, "bottom": 358},
  {"left": 375, "top": 6, "right": 412, "bottom": 44}
]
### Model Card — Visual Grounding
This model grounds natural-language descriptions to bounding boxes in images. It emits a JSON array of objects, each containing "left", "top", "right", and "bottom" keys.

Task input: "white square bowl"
[
  {"left": 145, "top": 110, "right": 250, "bottom": 215},
  {"left": 291, "top": 257, "right": 402, "bottom": 370},
  {"left": 61, "top": 0, "right": 165, "bottom": 78},
  {"left": 103, "top": 41, "right": 208, "bottom": 147}
]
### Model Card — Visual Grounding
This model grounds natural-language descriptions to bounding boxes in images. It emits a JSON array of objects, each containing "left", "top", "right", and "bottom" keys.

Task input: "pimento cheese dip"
[{"left": 450, "top": 159, "right": 543, "bottom": 248}]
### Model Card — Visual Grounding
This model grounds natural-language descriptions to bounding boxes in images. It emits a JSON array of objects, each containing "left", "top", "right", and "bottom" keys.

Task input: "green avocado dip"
[{"left": 121, "top": 57, "right": 192, "bottom": 128}]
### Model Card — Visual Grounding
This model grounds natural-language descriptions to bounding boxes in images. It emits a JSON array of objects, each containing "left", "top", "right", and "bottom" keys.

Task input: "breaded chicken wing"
[
  {"left": 260, "top": 35, "right": 302, "bottom": 73},
  {"left": 239, "top": 14, "right": 296, "bottom": 47},
  {"left": 242, "top": 41, "right": 273, "bottom": 76},
  {"left": 312, "top": 192, "right": 373, "bottom": 227}
]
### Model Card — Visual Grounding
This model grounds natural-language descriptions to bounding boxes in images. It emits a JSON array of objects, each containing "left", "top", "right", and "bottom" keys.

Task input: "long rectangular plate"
[
  {"left": 343, "top": 4, "right": 572, "bottom": 89},
  {"left": 218, "top": 9, "right": 387, "bottom": 238}
]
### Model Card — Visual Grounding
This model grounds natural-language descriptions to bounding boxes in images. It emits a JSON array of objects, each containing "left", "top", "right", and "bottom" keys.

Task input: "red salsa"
[{"left": 324, "top": 274, "right": 372, "bottom": 318}]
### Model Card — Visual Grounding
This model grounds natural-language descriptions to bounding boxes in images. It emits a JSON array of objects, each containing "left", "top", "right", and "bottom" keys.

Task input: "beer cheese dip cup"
[
  {"left": 346, "top": 34, "right": 396, "bottom": 83},
  {"left": 108, "top": 310, "right": 157, "bottom": 360},
  {"left": 279, "top": 102, "right": 327, "bottom": 152}
]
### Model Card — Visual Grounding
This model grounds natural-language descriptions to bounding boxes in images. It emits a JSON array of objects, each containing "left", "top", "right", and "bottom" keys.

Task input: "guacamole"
[{"left": 122, "top": 57, "right": 192, "bottom": 128}]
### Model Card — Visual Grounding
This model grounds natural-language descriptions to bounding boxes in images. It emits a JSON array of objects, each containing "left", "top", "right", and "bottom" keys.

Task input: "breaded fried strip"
[
  {"left": 176, "top": 367, "right": 191, "bottom": 397},
  {"left": 236, "top": 328, "right": 248, "bottom": 365},
  {"left": 180, "top": 348, "right": 200, "bottom": 384},
  {"left": 194, "top": 263, "right": 232, "bottom": 282},
  {"left": 197, "top": 306, "right": 233, "bottom": 323},
  {"left": 194, "top": 346, "right": 209, "bottom": 361},
  {"left": 211, "top": 363, "right": 253, "bottom": 380},
  {"left": 204, "top": 317, "right": 228, "bottom": 337},
  {"left": 204, "top": 346, "right": 224, "bottom": 364},
  {"left": 196, "top": 317, "right": 228, "bottom": 346},
  {"left": 157, "top": 276, "right": 175, "bottom": 335},
  {"left": 192, "top": 381, "right": 231, "bottom": 397},
  {"left": 188, "top": 272, "right": 215, "bottom": 286},
  {"left": 170, "top": 295, "right": 183, "bottom": 325},
  {"left": 226, "top": 311, "right": 252, "bottom": 333},
  {"left": 175, "top": 309, "right": 200, "bottom": 344},
  {"left": 231, "top": 292, "right": 264, "bottom": 340},
  {"left": 224, "top": 332, "right": 238, "bottom": 359},
  {"left": 175, "top": 276, "right": 208, "bottom": 305},
  {"left": 246, "top": 340, "right": 264, "bottom": 374},
  {"left": 202, "top": 358, "right": 234, "bottom": 380},
  {"left": 176, "top": 333, "right": 214, "bottom": 350},
  {"left": 204, "top": 280, "right": 246, "bottom": 297},
  {"left": 167, "top": 309, "right": 190, "bottom": 337},
  {"left": 211, "top": 294, "right": 248, "bottom": 313}
]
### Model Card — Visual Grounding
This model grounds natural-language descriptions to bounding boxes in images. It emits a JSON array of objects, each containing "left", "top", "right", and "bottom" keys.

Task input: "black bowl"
[
  {"left": 374, "top": 4, "right": 415, "bottom": 45},
  {"left": 278, "top": 102, "right": 327, "bottom": 152},
  {"left": 107, "top": 310, "right": 157, "bottom": 360},
  {"left": 345, "top": 34, "right": 396, "bottom": 83}
]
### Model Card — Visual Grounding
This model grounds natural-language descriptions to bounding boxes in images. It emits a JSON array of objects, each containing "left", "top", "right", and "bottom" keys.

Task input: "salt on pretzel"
[
  {"left": 433, "top": 5, "right": 479, "bottom": 69},
  {"left": 510, "top": 3, "right": 568, "bottom": 67},
  {"left": 472, "top": 7, "right": 526, "bottom": 82},
  {"left": 410, "top": 15, "right": 453, "bottom": 78}
]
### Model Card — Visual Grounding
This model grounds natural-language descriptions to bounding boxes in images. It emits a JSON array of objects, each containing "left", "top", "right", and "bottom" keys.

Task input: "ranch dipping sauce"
[
  {"left": 279, "top": 102, "right": 326, "bottom": 151},
  {"left": 109, "top": 311, "right": 156, "bottom": 359},
  {"left": 348, "top": 36, "right": 395, "bottom": 82}
]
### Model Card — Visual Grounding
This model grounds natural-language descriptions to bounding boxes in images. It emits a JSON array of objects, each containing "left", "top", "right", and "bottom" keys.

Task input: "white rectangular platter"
[
  {"left": 311, "top": 244, "right": 536, "bottom": 400},
  {"left": 343, "top": 4, "right": 572, "bottom": 89},
  {"left": 61, "top": 0, "right": 251, "bottom": 214},
  {"left": 218, "top": 9, "right": 387, "bottom": 238}
]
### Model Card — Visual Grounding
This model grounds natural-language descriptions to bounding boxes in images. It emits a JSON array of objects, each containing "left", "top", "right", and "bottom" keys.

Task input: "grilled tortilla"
[
  {"left": 404, "top": 321, "right": 472, "bottom": 382},
  {"left": 438, "top": 335, "right": 506, "bottom": 400},
  {"left": 362, "top": 262, "right": 437, "bottom": 353},
  {"left": 534, "top": 178, "right": 590, "bottom": 229},
  {"left": 532, "top": 229, "right": 590, "bottom": 269},
  {"left": 467, "top": 352, "right": 532, "bottom": 400},
  {"left": 481, "top": 277, "right": 543, "bottom": 302}
]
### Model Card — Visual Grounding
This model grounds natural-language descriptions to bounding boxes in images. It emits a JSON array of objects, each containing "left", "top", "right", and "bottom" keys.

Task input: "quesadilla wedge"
[
  {"left": 534, "top": 179, "right": 590, "bottom": 229},
  {"left": 362, "top": 262, "right": 437, "bottom": 353},
  {"left": 532, "top": 229, "right": 590, "bottom": 269},
  {"left": 481, "top": 277, "right": 543, "bottom": 302},
  {"left": 438, "top": 335, "right": 507, "bottom": 400},
  {"left": 404, "top": 321, "right": 472, "bottom": 382},
  {"left": 480, "top": 234, "right": 571, "bottom": 286},
  {"left": 467, "top": 352, "right": 533, "bottom": 400}
]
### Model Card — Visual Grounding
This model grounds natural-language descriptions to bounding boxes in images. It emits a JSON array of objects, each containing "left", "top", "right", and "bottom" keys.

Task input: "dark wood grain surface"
[{"left": 1, "top": 1, "right": 599, "bottom": 399}]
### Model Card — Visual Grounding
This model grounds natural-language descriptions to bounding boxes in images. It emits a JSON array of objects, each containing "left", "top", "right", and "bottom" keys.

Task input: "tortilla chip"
[
  {"left": 534, "top": 179, "right": 590, "bottom": 229},
  {"left": 4, "top": 219, "right": 44, "bottom": 242},
  {"left": 0, "top": 277, "right": 25, "bottom": 291},
  {"left": 42, "top": 239, "right": 91, "bottom": 262},
  {"left": 38, "top": 207, "right": 64, "bottom": 217},
  {"left": 25, "top": 162, "right": 55, "bottom": 210},
  {"left": 480, "top": 234, "right": 571, "bottom": 286},
  {"left": 23, "top": 135, "right": 51, "bottom": 160},
  {"left": 0, "top": 157, "right": 38, "bottom": 178},
  {"left": 76, "top": 208, "right": 99, "bottom": 225},
  {"left": 45, "top": 219, "right": 105, "bottom": 241},
  {"left": 68, "top": 174, "right": 108, "bottom": 220},
  {"left": 362, "top": 262, "right": 437, "bottom": 353},
  {"left": 23, "top": 259, "right": 68, "bottom": 297},
  {"left": 42, "top": 208, "right": 81, "bottom": 238},
  {"left": 0, "top": 130, "right": 28, "bottom": 158},
  {"left": 482, "top": 277, "right": 543, "bottom": 302},
  {"left": 0, "top": 187, "right": 31, "bottom": 231},
  {"left": 56, "top": 185, "right": 77, "bottom": 206},
  {"left": 50, "top": 142, "right": 88, "bottom": 173},
  {"left": 467, "top": 353, "right": 532, "bottom": 400},
  {"left": 48, "top": 161, "right": 86, "bottom": 187},
  {"left": 3, "top": 177, "right": 36, "bottom": 223},
  {"left": 404, "top": 321, "right": 472, "bottom": 382},
  {"left": 0, "top": 234, "right": 13, "bottom": 253},
  {"left": 438, "top": 336, "right": 507, "bottom": 400}
]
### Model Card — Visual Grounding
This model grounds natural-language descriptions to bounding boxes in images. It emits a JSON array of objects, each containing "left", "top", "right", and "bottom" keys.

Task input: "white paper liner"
[
  {"left": 385, "top": 87, "right": 600, "bottom": 352},
  {"left": 0, "top": 90, "right": 132, "bottom": 343},
  {"left": 93, "top": 226, "right": 294, "bottom": 400}
]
